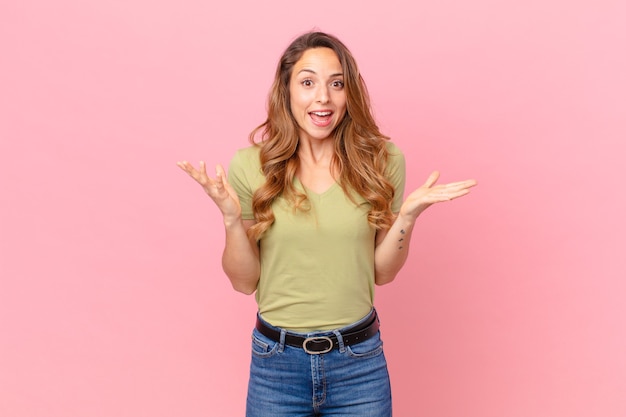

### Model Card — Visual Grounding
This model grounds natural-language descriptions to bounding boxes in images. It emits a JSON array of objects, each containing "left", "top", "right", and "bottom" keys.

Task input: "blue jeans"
[{"left": 246, "top": 310, "right": 392, "bottom": 416}]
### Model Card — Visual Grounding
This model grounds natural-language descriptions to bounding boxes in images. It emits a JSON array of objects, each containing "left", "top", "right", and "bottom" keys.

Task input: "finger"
[
  {"left": 181, "top": 161, "right": 213, "bottom": 186},
  {"left": 423, "top": 171, "right": 440, "bottom": 188},
  {"left": 447, "top": 189, "right": 471, "bottom": 200},
  {"left": 434, "top": 188, "right": 472, "bottom": 202},
  {"left": 177, "top": 161, "right": 193, "bottom": 173},
  {"left": 178, "top": 162, "right": 204, "bottom": 180},
  {"left": 196, "top": 161, "right": 219, "bottom": 185},
  {"left": 440, "top": 181, "right": 478, "bottom": 194},
  {"left": 215, "top": 164, "right": 226, "bottom": 178},
  {"left": 199, "top": 161, "right": 208, "bottom": 175},
  {"left": 215, "top": 164, "right": 227, "bottom": 186},
  {"left": 443, "top": 179, "right": 478, "bottom": 189}
]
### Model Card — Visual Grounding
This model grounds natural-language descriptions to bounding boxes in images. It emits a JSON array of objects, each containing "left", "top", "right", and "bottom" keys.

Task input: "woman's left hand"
[{"left": 400, "top": 171, "right": 477, "bottom": 219}]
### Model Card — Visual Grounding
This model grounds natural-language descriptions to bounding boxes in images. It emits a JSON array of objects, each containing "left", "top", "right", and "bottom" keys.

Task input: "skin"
[
  {"left": 289, "top": 47, "right": 347, "bottom": 193},
  {"left": 177, "top": 47, "right": 477, "bottom": 293}
]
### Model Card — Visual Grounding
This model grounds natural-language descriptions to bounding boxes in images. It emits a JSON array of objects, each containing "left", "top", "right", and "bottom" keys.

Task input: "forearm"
[
  {"left": 374, "top": 213, "right": 416, "bottom": 285},
  {"left": 222, "top": 218, "right": 260, "bottom": 294}
]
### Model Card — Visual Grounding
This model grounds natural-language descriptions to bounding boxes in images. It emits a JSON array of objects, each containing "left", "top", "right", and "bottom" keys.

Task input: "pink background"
[{"left": 2, "top": 1, "right": 625, "bottom": 416}]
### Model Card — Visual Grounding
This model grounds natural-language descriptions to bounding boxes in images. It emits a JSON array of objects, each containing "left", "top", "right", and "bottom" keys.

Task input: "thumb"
[
  {"left": 423, "top": 171, "right": 440, "bottom": 188},
  {"left": 215, "top": 164, "right": 227, "bottom": 181}
]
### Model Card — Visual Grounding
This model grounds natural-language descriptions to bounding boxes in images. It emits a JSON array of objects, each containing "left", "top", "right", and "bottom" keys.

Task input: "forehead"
[{"left": 293, "top": 47, "right": 342, "bottom": 74}]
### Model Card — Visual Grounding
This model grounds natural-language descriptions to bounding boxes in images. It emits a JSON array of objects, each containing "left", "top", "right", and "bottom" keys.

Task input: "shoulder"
[
  {"left": 229, "top": 145, "right": 262, "bottom": 175},
  {"left": 385, "top": 140, "right": 403, "bottom": 154},
  {"left": 231, "top": 144, "right": 261, "bottom": 166},
  {"left": 383, "top": 141, "right": 406, "bottom": 208},
  {"left": 228, "top": 145, "right": 265, "bottom": 191},
  {"left": 383, "top": 140, "right": 406, "bottom": 188},
  {"left": 384, "top": 141, "right": 405, "bottom": 166}
]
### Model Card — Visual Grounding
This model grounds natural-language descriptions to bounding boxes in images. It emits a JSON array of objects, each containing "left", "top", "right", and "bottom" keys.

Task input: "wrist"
[
  {"left": 399, "top": 202, "right": 431, "bottom": 221},
  {"left": 223, "top": 214, "right": 242, "bottom": 229},
  {"left": 395, "top": 211, "right": 418, "bottom": 228}
]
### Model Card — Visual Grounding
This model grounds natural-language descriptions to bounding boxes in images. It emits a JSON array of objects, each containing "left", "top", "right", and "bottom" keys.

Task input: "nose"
[{"left": 316, "top": 85, "right": 330, "bottom": 104}]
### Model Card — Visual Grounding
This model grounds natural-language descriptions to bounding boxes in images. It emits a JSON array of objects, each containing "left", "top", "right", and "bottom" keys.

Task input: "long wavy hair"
[{"left": 248, "top": 31, "right": 396, "bottom": 241}]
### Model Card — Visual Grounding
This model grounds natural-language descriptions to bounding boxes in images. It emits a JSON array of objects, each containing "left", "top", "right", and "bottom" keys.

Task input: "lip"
[{"left": 308, "top": 110, "right": 334, "bottom": 127}]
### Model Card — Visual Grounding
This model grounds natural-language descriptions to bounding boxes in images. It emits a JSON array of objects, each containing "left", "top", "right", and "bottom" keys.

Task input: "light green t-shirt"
[{"left": 228, "top": 141, "right": 405, "bottom": 332}]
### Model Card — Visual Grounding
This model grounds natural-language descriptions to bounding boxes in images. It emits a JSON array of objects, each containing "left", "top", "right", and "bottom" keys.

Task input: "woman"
[{"left": 178, "top": 31, "right": 476, "bottom": 417}]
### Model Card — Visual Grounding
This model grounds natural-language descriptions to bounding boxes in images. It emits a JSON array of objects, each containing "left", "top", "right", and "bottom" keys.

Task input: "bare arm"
[
  {"left": 374, "top": 171, "right": 477, "bottom": 285},
  {"left": 177, "top": 161, "right": 260, "bottom": 294},
  {"left": 222, "top": 218, "right": 260, "bottom": 294}
]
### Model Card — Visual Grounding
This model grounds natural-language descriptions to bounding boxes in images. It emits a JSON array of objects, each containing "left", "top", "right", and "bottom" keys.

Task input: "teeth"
[{"left": 312, "top": 111, "right": 331, "bottom": 116}]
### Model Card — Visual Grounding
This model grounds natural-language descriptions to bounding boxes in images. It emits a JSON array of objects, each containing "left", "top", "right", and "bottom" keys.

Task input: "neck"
[{"left": 298, "top": 137, "right": 334, "bottom": 166}]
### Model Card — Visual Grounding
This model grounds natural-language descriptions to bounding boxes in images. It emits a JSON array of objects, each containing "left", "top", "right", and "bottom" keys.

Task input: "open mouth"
[{"left": 309, "top": 111, "right": 334, "bottom": 127}]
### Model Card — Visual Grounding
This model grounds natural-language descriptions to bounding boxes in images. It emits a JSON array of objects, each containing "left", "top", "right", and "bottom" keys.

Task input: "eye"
[
  {"left": 331, "top": 80, "right": 344, "bottom": 89},
  {"left": 302, "top": 79, "right": 313, "bottom": 87}
]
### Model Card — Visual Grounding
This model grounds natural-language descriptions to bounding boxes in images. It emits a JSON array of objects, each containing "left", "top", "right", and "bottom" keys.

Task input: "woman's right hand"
[{"left": 177, "top": 161, "right": 242, "bottom": 223}]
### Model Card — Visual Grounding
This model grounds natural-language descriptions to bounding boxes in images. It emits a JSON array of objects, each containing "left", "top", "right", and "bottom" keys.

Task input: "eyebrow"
[{"left": 297, "top": 68, "right": 344, "bottom": 77}]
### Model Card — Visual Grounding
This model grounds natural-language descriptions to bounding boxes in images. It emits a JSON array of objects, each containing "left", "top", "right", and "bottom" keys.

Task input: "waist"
[{"left": 255, "top": 309, "right": 380, "bottom": 354}]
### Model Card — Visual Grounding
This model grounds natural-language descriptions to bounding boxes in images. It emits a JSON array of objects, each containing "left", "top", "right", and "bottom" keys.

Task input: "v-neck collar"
[{"left": 295, "top": 177, "right": 339, "bottom": 198}]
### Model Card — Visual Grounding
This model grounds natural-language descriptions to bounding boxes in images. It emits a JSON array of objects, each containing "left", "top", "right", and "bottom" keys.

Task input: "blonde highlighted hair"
[{"left": 248, "top": 31, "right": 396, "bottom": 241}]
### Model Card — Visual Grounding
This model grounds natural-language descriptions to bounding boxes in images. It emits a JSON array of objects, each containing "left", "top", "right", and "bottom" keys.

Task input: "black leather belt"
[{"left": 255, "top": 310, "right": 380, "bottom": 354}]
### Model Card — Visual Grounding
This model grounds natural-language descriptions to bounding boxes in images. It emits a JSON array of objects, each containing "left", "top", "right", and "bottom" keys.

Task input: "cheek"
[
  {"left": 289, "top": 100, "right": 302, "bottom": 123},
  {"left": 336, "top": 95, "right": 347, "bottom": 115},
  {"left": 289, "top": 90, "right": 306, "bottom": 112},
  {"left": 288, "top": 98, "right": 305, "bottom": 128}
]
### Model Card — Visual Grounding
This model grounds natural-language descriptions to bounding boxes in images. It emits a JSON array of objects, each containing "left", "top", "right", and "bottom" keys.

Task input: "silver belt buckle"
[{"left": 302, "top": 336, "right": 333, "bottom": 354}]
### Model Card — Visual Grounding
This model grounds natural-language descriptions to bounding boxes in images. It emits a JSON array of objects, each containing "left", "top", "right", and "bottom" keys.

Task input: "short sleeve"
[
  {"left": 385, "top": 142, "right": 406, "bottom": 213},
  {"left": 227, "top": 146, "right": 263, "bottom": 220}
]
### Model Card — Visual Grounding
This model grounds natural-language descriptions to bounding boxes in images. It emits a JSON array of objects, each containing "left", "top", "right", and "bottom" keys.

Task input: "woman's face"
[{"left": 289, "top": 47, "right": 347, "bottom": 143}]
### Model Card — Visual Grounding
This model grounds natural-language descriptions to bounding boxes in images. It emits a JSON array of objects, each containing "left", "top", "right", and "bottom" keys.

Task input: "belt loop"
[
  {"left": 333, "top": 329, "right": 346, "bottom": 353},
  {"left": 278, "top": 329, "right": 286, "bottom": 353}
]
